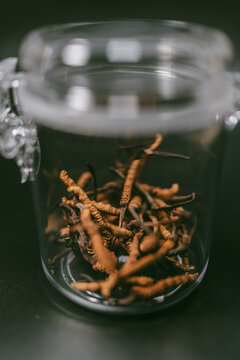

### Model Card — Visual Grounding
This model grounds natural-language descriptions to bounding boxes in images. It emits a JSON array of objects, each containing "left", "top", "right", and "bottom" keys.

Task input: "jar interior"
[{"left": 33, "top": 117, "right": 222, "bottom": 313}]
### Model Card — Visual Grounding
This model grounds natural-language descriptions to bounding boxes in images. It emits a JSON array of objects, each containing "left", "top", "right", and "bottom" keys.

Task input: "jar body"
[{"left": 12, "top": 21, "right": 235, "bottom": 313}]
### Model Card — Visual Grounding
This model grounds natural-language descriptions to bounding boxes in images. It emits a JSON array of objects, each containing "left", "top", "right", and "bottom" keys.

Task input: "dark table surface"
[{"left": 1, "top": 2, "right": 240, "bottom": 359}]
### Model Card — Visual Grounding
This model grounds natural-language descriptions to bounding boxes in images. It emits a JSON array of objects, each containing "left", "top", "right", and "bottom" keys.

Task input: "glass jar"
[{"left": 0, "top": 20, "right": 237, "bottom": 314}]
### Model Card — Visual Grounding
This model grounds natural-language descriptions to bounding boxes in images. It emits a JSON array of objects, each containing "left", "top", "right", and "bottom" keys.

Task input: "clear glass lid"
[{"left": 16, "top": 20, "right": 234, "bottom": 135}]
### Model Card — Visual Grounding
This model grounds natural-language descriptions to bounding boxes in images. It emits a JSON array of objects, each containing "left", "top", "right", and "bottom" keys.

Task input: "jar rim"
[{"left": 19, "top": 20, "right": 233, "bottom": 73}]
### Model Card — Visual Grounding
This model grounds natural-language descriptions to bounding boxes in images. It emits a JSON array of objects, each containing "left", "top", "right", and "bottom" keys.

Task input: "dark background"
[{"left": 1, "top": 1, "right": 240, "bottom": 359}]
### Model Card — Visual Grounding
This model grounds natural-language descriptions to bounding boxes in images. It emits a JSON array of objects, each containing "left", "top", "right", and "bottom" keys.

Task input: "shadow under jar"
[{"left": 7, "top": 20, "right": 236, "bottom": 313}]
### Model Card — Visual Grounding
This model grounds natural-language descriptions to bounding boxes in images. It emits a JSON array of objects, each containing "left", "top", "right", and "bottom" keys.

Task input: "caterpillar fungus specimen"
[{"left": 50, "top": 133, "right": 198, "bottom": 304}]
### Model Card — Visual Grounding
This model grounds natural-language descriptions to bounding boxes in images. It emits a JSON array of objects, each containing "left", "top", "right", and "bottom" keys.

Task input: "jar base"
[{"left": 42, "top": 251, "right": 208, "bottom": 315}]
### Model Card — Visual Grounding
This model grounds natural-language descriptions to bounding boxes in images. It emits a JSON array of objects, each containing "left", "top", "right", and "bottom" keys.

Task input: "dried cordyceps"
[
  {"left": 120, "top": 133, "right": 163, "bottom": 208},
  {"left": 76, "top": 171, "right": 92, "bottom": 188},
  {"left": 131, "top": 273, "right": 199, "bottom": 298},
  {"left": 52, "top": 133, "right": 199, "bottom": 305},
  {"left": 139, "top": 233, "right": 159, "bottom": 253},
  {"left": 140, "top": 183, "right": 180, "bottom": 200},
  {"left": 80, "top": 208, "right": 118, "bottom": 274},
  {"left": 91, "top": 201, "right": 121, "bottom": 215},
  {"left": 105, "top": 223, "right": 134, "bottom": 238},
  {"left": 60, "top": 171, "right": 112, "bottom": 246}
]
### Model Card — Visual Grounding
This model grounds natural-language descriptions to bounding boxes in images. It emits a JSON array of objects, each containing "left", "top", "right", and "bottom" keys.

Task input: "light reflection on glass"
[
  {"left": 62, "top": 39, "right": 90, "bottom": 66},
  {"left": 107, "top": 94, "right": 139, "bottom": 117},
  {"left": 106, "top": 39, "right": 142, "bottom": 63},
  {"left": 66, "top": 86, "right": 93, "bottom": 111}
]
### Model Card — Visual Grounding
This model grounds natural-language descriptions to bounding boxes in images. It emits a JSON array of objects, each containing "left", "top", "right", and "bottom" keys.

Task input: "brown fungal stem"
[
  {"left": 169, "top": 194, "right": 195, "bottom": 203},
  {"left": 119, "top": 206, "right": 126, "bottom": 228},
  {"left": 80, "top": 208, "right": 118, "bottom": 274},
  {"left": 59, "top": 227, "right": 70, "bottom": 237},
  {"left": 164, "top": 256, "right": 195, "bottom": 273},
  {"left": 120, "top": 134, "right": 162, "bottom": 208},
  {"left": 71, "top": 281, "right": 102, "bottom": 292},
  {"left": 168, "top": 243, "right": 190, "bottom": 256},
  {"left": 128, "top": 195, "right": 142, "bottom": 210},
  {"left": 77, "top": 171, "right": 92, "bottom": 188},
  {"left": 129, "top": 206, "right": 151, "bottom": 234},
  {"left": 140, "top": 183, "right": 179, "bottom": 200},
  {"left": 110, "top": 166, "right": 157, "bottom": 208},
  {"left": 143, "top": 149, "right": 190, "bottom": 160},
  {"left": 147, "top": 214, "right": 159, "bottom": 233},
  {"left": 60, "top": 171, "right": 113, "bottom": 245},
  {"left": 131, "top": 273, "right": 199, "bottom": 298},
  {"left": 119, "top": 239, "right": 175, "bottom": 279},
  {"left": 101, "top": 271, "right": 119, "bottom": 298},
  {"left": 153, "top": 193, "right": 196, "bottom": 212},
  {"left": 105, "top": 223, "right": 134, "bottom": 238},
  {"left": 120, "top": 158, "right": 142, "bottom": 207},
  {"left": 91, "top": 201, "right": 120, "bottom": 215},
  {"left": 125, "top": 276, "right": 155, "bottom": 286},
  {"left": 139, "top": 233, "right": 159, "bottom": 253}
]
